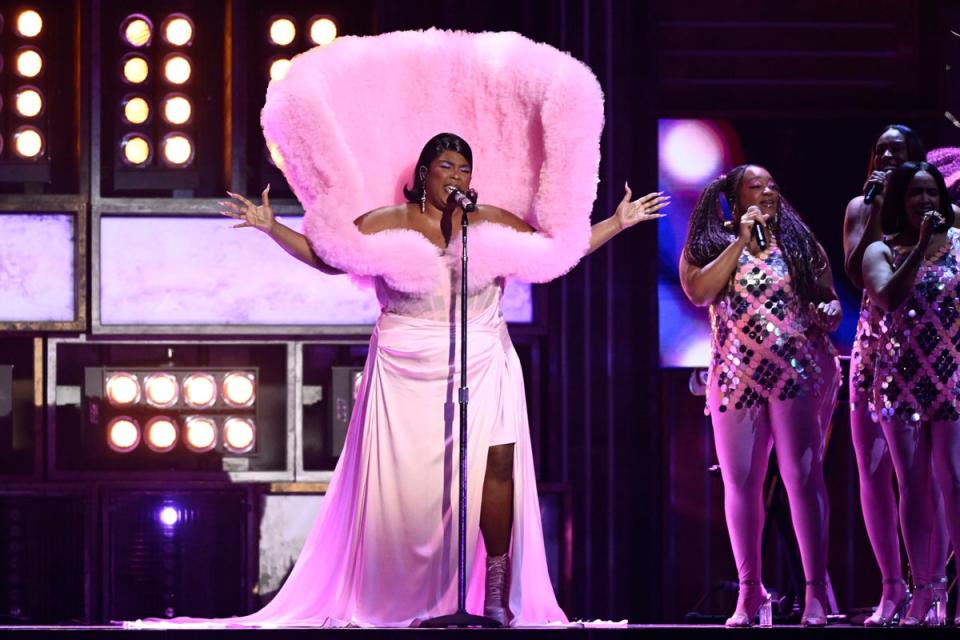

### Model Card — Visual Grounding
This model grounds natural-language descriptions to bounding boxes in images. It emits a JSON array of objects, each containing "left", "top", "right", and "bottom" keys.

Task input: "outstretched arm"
[
  {"left": 220, "top": 185, "right": 344, "bottom": 275},
  {"left": 585, "top": 183, "right": 669, "bottom": 256}
]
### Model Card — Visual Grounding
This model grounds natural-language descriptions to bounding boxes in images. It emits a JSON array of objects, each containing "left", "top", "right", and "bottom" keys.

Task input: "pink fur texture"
[{"left": 261, "top": 29, "right": 604, "bottom": 293}]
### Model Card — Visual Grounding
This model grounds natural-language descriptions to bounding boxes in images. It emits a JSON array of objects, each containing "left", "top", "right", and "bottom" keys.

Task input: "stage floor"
[{"left": 0, "top": 624, "right": 955, "bottom": 638}]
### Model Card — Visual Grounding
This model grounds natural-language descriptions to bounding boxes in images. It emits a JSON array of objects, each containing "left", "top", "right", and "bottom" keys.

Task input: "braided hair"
[{"left": 682, "top": 164, "right": 828, "bottom": 306}]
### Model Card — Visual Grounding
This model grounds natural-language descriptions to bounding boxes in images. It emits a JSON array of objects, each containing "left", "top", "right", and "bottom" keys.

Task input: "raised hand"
[
  {"left": 738, "top": 205, "right": 770, "bottom": 247},
  {"left": 862, "top": 170, "right": 889, "bottom": 198},
  {"left": 220, "top": 185, "right": 275, "bottom": 233},
  {"left": 917, "top": 210, "right": 943, "bottom": 250},
  {"left": 615, "top": 182, "right": 669, "bottom": 230}
]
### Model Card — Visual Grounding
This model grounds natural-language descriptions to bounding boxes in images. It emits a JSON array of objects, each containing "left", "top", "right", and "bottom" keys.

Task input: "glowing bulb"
[
  {"left": 107, "top": 417, "right": 140, "bottom": 453},
  {"left": 161, "top": 95, "right": 191, "bottom": 125},
  {"left": 14, "top": 88, "right": 43, "bottom": 118},
  {"left": 144, "top": 373, "right": 179, "bottom": 408},
  {"left": 183, "top": 373, "right": 216, "bottom": 408},
  {"left": 309, "top": 17, "right": 337, "bottom": 46},
  {"left": 123, "top": 96, "right": 150, "bottom": 124},
  {"left": 161, "top": 133, "right": 193, "bottom": 166},
  {"left": 163, "top": 55, "right": 191, "bottom": 85},
  {"left": 163, "top": 15, "right": 194, "bottom": 46},
  {"left": 121, "top": 135, "right": 152, "bottom": 166},
  {"left": 223, "top": 417, "right": 255, "bottom": 453},
  {"left": 269, "top": 58, "right": 290, "bottom": 81},
  {"left": 16, "top": 10, "right": 43, "bottom": 38},
  {"left": 122, "top": 55, "right": 149, "bottom": 84},
  {"left": 13, "top": 128, "right": 43, "bottom": 158},
  {"left": 184, "top": 416, "right": 217, "bottom": 452},
  {"left": 222, "top": 372, "right": 255, "bottom": 407},
  {"left": 105, "top": 372, "right": 141, "bottom": 406},
  {"left": 145, "top": 417, "right": 178, "bottom": 452},
  {"left": 159, "top": 506, "right": 179, "bottom": 526},
  {"left": 268, "top": 17, "right": 296, "bottom": 46},
  {"left": 15, "top": 48, "right": 43, "bottom": 78},
  {"left": 122, "top": 15, "right": 152, "bottom": 47}
]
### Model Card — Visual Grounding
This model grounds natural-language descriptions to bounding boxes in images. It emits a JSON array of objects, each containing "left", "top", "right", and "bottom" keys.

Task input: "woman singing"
[
  {"left": 679, "top": 164, "right": 841, "bottom": 627},
  {"left": 219, "top": 133, "right": 668, "bottom": 627},
  {"left": 862, "top": 161, "right": 960, "bottom": 627}
]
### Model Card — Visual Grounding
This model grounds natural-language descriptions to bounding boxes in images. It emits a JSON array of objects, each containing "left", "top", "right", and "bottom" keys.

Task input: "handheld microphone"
[
  {"left": 446, "top": 187, "right": 477, "bottom": 213},
  {"left": 753, "top": 223, "right": 767, "bottom": 250},
  {"left": 863, "top": 182, "right": 881, "bottom": 205}
]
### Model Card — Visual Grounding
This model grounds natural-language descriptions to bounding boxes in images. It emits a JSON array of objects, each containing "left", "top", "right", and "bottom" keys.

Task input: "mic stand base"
[{"left": 420, "top": 610, "right": 502, "bottom": 629}]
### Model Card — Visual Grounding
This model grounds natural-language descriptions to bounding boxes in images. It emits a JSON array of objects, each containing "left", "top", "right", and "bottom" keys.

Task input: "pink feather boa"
[{"left": 261, "top": 29, "right": 604, "bottom": 293}]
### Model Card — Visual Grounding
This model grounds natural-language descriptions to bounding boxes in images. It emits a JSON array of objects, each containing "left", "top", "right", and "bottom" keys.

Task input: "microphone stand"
[{"left": 421, "top": 194, "right": 500, "bottom": 629}]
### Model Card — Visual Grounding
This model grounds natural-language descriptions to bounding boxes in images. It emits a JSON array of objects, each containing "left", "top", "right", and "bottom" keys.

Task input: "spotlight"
[
  {"left": 222, "top": 372, "right": 255, "bottom": 408},
  {"left": 162, "top": 54, "right": 192, "bottom": 85},
  {"left": 268, "top": 17, "right": 296, "bottom": 46},
  {"left": 121, "top": 134, "right": 152, "bottom": 167},
  {"left": 182, "top": 373, "right": 216, "bottom": 409},
  {"left": 268, "top": 57, "right": 290, "bottom": 81},
  {"left": 144, "top": 373, "right": 179, "bottom": 408},
  {"left": 107, "top": 417, "right": 141, "bottom": 453},
  {"left": 161, "top": 94, "right": 191, "bottom": 125},
  {"left": 145, "top": 416, "right": 178, "bottom": 453},
  {"left": 14, "top": 87, "right": 43, "bottom": 118},
  {"left": 160, "top": 133, "right": 193, "bottom": 167},
  {"left": 162, "top": 14, "right": 194, "bottom": 47},
  {"left": 121, "top": 14, "right": 153, "bottom": 47},
  {"left": 184, "top": 416, "right": 217, "bottom": 452},
  {"left": 121, "top": 54, "right": 149, "bottom": 84},
  {"left": 105, "top": 372, "right": 141, "bottom": 406},
  {"left": 159, "top": 506, "right": 179, "bottom": 526},
  {"left": 122, "top": 95, "right": 151, "bottom": 125},
  {"left": 15, "top": 9, "right": 43, "bottom": 38},
  {"left": 14, "top": 47, "right": 43, "bottom": 78},
  {"left": 222, "top": 417, "right": 255, "bottom": 454},
  {"left": 308, "top": 16, "right": 337, "bottom": 46},
  {"left": 13, "top": 126, "right": 44, "bottom": 159}
]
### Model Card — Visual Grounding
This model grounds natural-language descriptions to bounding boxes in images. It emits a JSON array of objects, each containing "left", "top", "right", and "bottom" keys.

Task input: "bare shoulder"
[
  {"left": 473, "top": 205, "right": 535, "bottom": 232},
  {"left": 354, "top": 204, "right": 411, "bottom": 235},
  {"left": 843, "top": 195, "right": 868, "bottom": 227},
  {"left": 953, "top": 203, "right": 960, "bottom": 228},
  {"left": 863, "top": 238, "right": 892, "bottom": 264}
]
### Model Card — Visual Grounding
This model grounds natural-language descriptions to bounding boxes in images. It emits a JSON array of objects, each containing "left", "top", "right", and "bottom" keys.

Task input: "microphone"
[
  {"left": 753, "top": 223, "right": 767, "bottom": 250},
  {"left": 446, "top": 187, "right": 477, "bottom": 213},
  {"left": 863, "top": 182, "right": 881, "bottom": 205}
]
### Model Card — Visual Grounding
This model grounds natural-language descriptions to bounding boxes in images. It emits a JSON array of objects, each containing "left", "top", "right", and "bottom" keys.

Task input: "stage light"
[
  {"left": 183, "top": 373, "right": 216, "bottom": 409},
  {"left": 162, "top": 54, "right": 192, "bottom": 85},
  {"left": 105, "top": 372, "right": 141, "bottom": 406},
  {"left": 222, "top": 372, "right": 255, "bottom": 408},
  {"left": 122, "top": 55, "right": 149, "bottom": 84},
  {"left": 107, "top": 417, "right": 140, "bottom": 453},
  {"left": 121, "top": 134, "right": 152, "bottom": 167},
  {"left": 268, "top": 57, "right": 290, "bottom": 81},
  {"left": 268, "top": 17, "right": 296, "bottom": 46},
  {"left": 14, "top": 48, "right": 43, "bottom": 78},
  {"left": 161, "top": 94, "right": 191, "bottom": 125},
  {"left": 15, "top": 9, "right": 42, "bottom": 38},
  {"left": 184, "top": 416, "right": 217, "bottom": 452},
  {"left": 145, "top": 416, "right": 178, "bottom": 453},
  {"left": 14, "top": 87, "right": 43, "bottom": 118},
  {"left": 144, "top": 373, "right": 179, "bottom": 408},
  {"left": 160, "top": 133, "right": 193, "bottom": 167},
  {"left": 121, "top": 14, "right": 153, "bottom": 47},
  {"left": 308, "top": 16, "right": 337, "bottom": 46},
  {"left": 159, "top": 506, "right": 179, "bottom": 526},
  {"left": 162, "top": 14, "right": 194, "bottom": 47},
  {"left": 222, "top": 417, "right": 255, "bottom": 454},
  {"left": 13, "top": 126, "right": 44, "bottom": 159},
  {"left": 660, "top": 119, "right": 726, "bottom": 186},
  {"left": 123, "top": 95, "right": 151, "bottom": 125}
]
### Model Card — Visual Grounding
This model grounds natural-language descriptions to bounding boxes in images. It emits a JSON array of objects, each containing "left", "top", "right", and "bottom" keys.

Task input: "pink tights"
[{"left": 708, "top": 360, "right": 838, "bottom": 594}]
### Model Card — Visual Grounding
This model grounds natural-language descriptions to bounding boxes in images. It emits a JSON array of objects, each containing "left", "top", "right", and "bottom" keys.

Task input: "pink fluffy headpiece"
[
  {"left": 261, "top": 29, "right": 604, "bottom": 293},
  {"left": 928, "top": 147, "right": 960, "bottom": 200}
]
